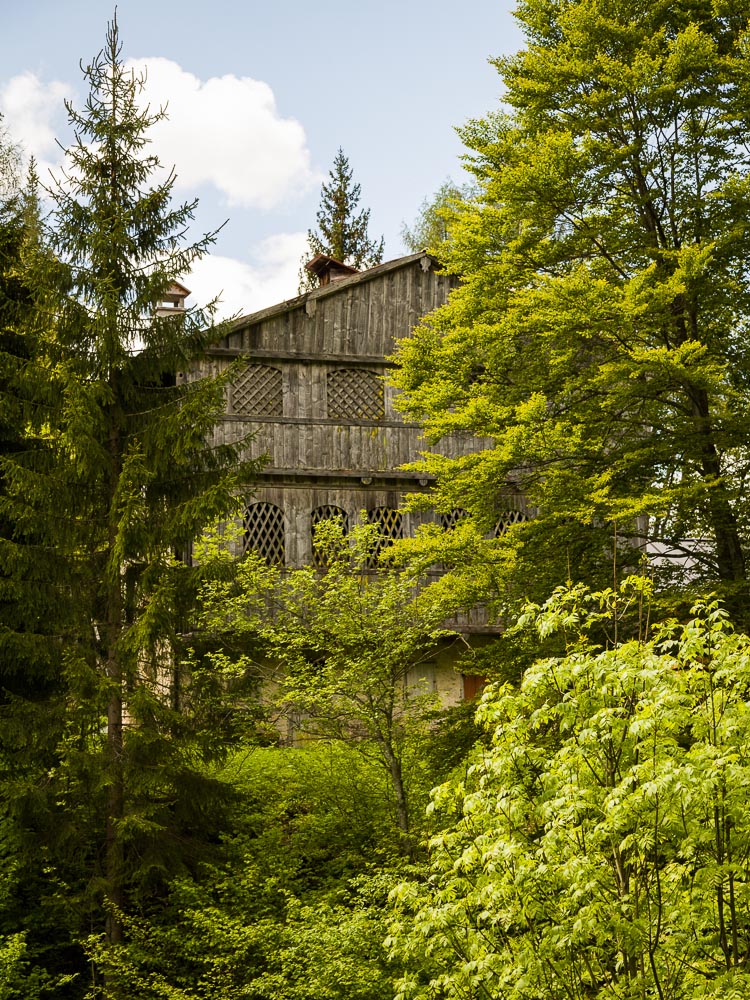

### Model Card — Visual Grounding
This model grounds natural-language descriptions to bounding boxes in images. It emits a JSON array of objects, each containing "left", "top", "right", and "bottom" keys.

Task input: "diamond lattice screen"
[
  {"left": 440, "top": 509, "right": 469, "bottom": 531},
  {"left": 327, "top": 369, "right": 384, "bottom": 420},
  {"left": 438, "top": 509, "right": 469, "bottom": 571},
  {"left": 311, "top": 505, "right": 350, "bottom": 567},
  {"left": 493, "top": 508, "right": 527, "bottom": 536},
  {"left": 367, "top": 507, "right": 403, "bottom": 568},
  {"left": 232, "top": 364, "right": 283, "bottom": 416},
  {"left": 243, "top": 503, "right": 285, "bottom": 565}
]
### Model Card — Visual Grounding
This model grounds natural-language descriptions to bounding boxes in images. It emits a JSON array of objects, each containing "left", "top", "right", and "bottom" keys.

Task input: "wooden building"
[
  {"left": 192, "top": 252, "right": 525, "bottom": 704},
  {"left": 200, "top": 251, "right": 495, "bottom": 570}
]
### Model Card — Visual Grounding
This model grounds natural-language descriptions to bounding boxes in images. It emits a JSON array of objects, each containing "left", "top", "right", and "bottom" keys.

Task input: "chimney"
[{"left": 304, "top": 254, "right": 359, "bottom": 287}]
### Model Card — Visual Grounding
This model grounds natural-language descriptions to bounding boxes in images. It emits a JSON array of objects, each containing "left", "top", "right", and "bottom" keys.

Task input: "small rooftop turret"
[
  {"left": 155, "top": 281, "right": 191, "bottom": 317},
  {"left": 304, "top": 254, "right": 359, "bottom": 287}
]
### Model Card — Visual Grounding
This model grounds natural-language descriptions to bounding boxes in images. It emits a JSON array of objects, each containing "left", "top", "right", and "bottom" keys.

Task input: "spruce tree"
[
  {"left": 0, "top": 140, "right": 75, "bottom": 1000},
  {"left": 0, "top": 149, "right": 52, "bottom": 680},
  {"left": 1, "top": 16, "right": 260, "bottom": 990},
  {"left": 299, "top": 148, "right": 384, "bottom": 288}
]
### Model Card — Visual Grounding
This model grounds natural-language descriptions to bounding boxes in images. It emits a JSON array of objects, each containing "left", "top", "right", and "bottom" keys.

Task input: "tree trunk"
[
  {"left": 689, "top": 386, "right": 748, "bottom": 622},
  {"left": 105, "top": 673, "right": 124, "bottom": 946},
  {"left": 380, "top": 738, "right": 413, "bottom": 858},
  {"left": 105, "top": 413, "right": 125, "bottom": 949}
]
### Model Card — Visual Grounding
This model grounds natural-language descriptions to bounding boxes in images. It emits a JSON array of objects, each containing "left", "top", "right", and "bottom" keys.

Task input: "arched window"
[
  {"left": 327, "top": 368, "right": 384, "bottom": 421},
  {"left": 311, "top": 505, "right": 349, "bottom": 567},
  {"left": 366, "top": 507, "right": 402, "bottom": 568},
  {"left": 440, "top": 508, "right": 469, "bottom": 531},
  {"left": 243, "top": 502, "right": 285, "bottom": 565},
  {"left": 232, "top": 364, "right": 283, "bottom": 416},
  {"left": 493, "top": 508, "right": 527, "bottom": 536},
  {"left": 438, "top": 508, "right": 469, "bottom": 571}
]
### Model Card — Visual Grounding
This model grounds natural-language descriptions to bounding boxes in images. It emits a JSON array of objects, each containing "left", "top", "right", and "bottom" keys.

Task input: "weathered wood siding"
[
  {"left": 216, "top": 416, "right": 482, "bottom": 473},
  {"left": 212, "top": 254, "right": 452, "bottom": 359},
  {"left": 238, "top": 485, "right": 438, "bottom": 567},
  {"left": 197, "top": 255, "right": 472, "bottom": 480},
  {"left": 197, "top": 254, "right": 499, "bottom": 631}
]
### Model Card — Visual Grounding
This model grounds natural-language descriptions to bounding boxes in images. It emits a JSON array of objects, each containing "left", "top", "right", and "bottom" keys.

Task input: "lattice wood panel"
[
  {"left": 367, "top": 506, "right": 402, "bottom": 568},
  {"left": 243, "top": 503, "right": 285, "bottom": 565},
  {"left": 232, "top": 364, "right": 283, "bottom": 416},
  {"left": 440, "top": 509, "right": 469, "bottom": 531},
  {"left": 327, "top": 368, "right": 384, "bottom": 420},
  {"left": 311, "top": 505, "right": 349, "bottom": 567},
  {"left": 493, "top": 509, "right": 527, "bottom": 536}
]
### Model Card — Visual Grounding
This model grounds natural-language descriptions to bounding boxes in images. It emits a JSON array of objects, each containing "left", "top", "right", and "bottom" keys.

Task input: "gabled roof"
[
  {"left": 230, "top": 251, "right": 440, "bottom": 330},
  {"left": 164, "top": 281, "right": 191, "bottom": 298}
]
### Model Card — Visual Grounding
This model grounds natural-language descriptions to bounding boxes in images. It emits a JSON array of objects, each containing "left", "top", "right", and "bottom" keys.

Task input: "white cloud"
[
  {"left": 125, "top": 57, "right": 317, "bottom": 209},
  {"left": 0, "top": 72, "right": 72, "bottom": 177},
  {"left": 1, "top": 60, "right": 317, "bottom": 210},
  {"left": 186, "top": 231, "right": 308, "bottom": 320}
]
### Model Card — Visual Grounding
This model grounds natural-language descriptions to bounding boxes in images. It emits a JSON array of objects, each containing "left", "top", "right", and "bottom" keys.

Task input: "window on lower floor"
[
  {"left": 493, "top": 508, "right": 527, "bottom": 536},
  {"left": 243, "top": 502, "right": 285, "bottom": 565},
  {"left": 311, "top": 504, "right": 350, "bottom": 567},
  {"left": 366, "top": 506, "right": 402, "bottom": 568},
  {"left": 440, "top": 508, "right": 469, "bottom": 531}
]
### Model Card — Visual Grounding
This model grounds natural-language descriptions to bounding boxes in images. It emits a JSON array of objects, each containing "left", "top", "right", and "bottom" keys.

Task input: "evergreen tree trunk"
[{"left": 105, "top": 514, "right": 125, "bottom": 946}]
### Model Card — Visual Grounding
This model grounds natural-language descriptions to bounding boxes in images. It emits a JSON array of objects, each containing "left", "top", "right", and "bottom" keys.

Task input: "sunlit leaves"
[
  {"left": 389, "top": 583, "right": 750, "bottom": 999},
  {"left": 392, "top": 0, "right": 750, "bottom": 611}
]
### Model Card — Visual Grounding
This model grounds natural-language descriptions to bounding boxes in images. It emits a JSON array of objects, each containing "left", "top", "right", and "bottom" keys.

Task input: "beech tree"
[
  {"left": 299, "top": 148, "right": 384, "bottom": 288},
  {"left": 392, "top": 0, "right": 750, "bottom": 619},
  {"left": 0, "top": 17, "right": 260, "bottom": 992},
  {"left": 400, "top": 179, "right": 475, "bottom": 256},
  {"left": 389, "top": 581, "right": 750, "bottom": 1000}
]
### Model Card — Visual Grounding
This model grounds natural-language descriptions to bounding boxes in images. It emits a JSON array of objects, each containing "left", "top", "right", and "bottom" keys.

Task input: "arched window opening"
[
  {"left": 243, "top": 502, "right": 285, "bottom": 565},
  {"left": 232, "top": 364, "right": 283, "bottom": 416},
  {"left": 493, "top": 508, "right": 527, "bottom": 537},
  {"left": 437, "top": 508, "right": 469, "bottom": 571},
  {"left": 311, "top": 505, "right": 350, "bottom": 567},
  {"left": 327, "top": 368, "right": 384, "bottom": 421},
  {"left": 440, "top": 508, "right": 469, "bottom": 531},
  {"left": 366, "top": 506, "right": 402, "bottom": 568}
]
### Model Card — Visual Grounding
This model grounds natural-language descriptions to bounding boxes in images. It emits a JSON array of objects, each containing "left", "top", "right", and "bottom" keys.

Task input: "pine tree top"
[{"left": 300, "top": 148, "right": 384, "bottom": 290}]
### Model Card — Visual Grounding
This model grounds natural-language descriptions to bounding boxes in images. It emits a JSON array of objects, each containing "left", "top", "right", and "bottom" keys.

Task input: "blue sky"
[{"left": 1, "top": 1, "right": 522, "bottom": 316}]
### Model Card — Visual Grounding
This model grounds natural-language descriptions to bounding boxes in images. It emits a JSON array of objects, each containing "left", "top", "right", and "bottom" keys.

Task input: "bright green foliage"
[
  {"left": 392, "top": 0, "right": 750, "bottom": 617},
  {"left": 197, "top": 520, "right": 468, "bottom": 852},
  {"left": 82, "top": 744, "right": 409, "bottom": 1000},
  {"left": 88, "top": 891, "right": 396, "bottom": 1000},
  {"left": 389, "top": 580, "right": 750, "bottom": 1000},
  {"left": 226, "top": 744, "right": 400, "bottom": 881},
  {"left": 0, "top": 16, "right": 260, "bottom": 987},
  {"left": 400, "top": 180, "right": 476, "bottom": 256},
  {"left": 299, "top": 148, "right": 384, "bottom": 288}
]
